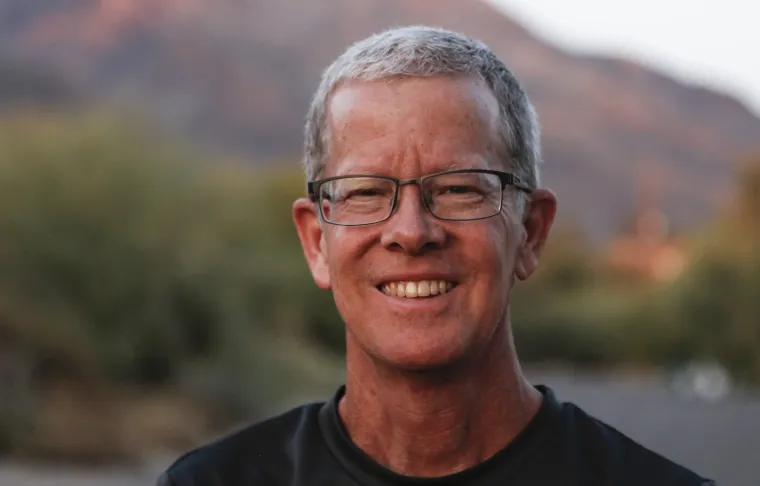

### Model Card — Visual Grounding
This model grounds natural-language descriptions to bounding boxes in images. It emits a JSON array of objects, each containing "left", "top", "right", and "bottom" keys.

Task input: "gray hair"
[{"left": 303, "top": 25, "right": 542, "bottom": 191}]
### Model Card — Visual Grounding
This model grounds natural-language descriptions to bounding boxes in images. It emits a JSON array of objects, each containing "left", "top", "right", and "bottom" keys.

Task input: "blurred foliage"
[
  {"left": 0, "top": 110, "right": 759, "bottom": 460},
  {"left": 0, "top": 112, "right": 341, "bottom": 418},
  {"left": 514, "top": 158, "right": 760, "bottom": 384},
  {"left": 654, "top": 159, "right": 760, "bottom": 383}
]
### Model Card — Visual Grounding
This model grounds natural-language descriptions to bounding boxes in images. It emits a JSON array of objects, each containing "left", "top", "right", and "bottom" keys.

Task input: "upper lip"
[{"left": 375, "top": 272, "right": 459, "bottom": 286}]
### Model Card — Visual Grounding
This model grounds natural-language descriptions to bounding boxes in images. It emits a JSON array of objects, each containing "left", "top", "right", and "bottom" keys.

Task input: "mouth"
[{"left": 377, "top": 280, "right": 457, "bottom": 299}]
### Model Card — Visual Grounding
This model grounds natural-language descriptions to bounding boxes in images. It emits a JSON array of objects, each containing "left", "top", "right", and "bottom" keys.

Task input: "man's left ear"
[{"left": 515, "top": 189, "right": 557, "bottom": 281}]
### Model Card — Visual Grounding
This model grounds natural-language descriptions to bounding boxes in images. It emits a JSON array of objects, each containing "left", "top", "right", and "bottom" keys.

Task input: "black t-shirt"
[{"left": 158, "top": 385, "right": 715, "bottom": 485}]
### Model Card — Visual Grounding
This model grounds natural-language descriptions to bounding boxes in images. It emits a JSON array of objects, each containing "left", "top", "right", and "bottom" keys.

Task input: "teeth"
[
  {"left": 405, "top": 281, "right": 418, "bottom": 298},
  {"left": 418, "top": 281, "right": 430, "bottom": 297},
  {"left": 381, "top": 279, "right": 455, "bottom": 299}
]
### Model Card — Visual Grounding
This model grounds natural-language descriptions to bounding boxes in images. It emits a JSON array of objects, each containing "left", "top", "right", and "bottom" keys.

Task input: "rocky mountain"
[{"left": 1, "top": 0, "right": 759, "bottom": 240}]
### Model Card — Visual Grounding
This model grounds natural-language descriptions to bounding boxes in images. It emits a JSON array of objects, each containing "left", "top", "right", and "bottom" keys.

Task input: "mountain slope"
[{"left": 1, "top": 0, "right": 758, "bottom": 239}]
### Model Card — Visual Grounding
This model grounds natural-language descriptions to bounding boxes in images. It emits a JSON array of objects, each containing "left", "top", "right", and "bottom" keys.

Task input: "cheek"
[
  {"left": 470, "top": 221, "right": 521, "bottom": 323},
  {"left": 324, "top": 228, "right": 375, "bottom": 292},
  {"left": 482, "top": 214, "right": 519, "bottom": 267},
  {"left": 465, "top": 218, "right": 520, "bottom": 294}
]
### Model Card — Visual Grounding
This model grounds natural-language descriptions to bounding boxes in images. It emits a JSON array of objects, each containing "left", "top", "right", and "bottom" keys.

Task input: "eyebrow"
[
  {"left": 436, "top": 159, "right": 491, "bottom": 171},
  {"left": 436, "top": 161, "right": 463, "bottom": 172},
  {"left": 330, "top": 158, "right": 490, "bottom": 178}
]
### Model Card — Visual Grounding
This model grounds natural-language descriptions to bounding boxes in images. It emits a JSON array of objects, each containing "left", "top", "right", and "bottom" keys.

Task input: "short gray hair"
[{"left": 303, "top": 25, "right": 541, "bottom": 190}]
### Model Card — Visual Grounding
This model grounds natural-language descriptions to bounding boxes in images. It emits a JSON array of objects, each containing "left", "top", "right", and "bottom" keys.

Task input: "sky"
[{"left": 487, "top": 0, "right": 760, "bottom": 116}]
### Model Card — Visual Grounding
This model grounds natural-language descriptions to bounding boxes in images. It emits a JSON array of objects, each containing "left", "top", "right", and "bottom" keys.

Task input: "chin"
[{"left": 369, "top": 337, "right": 470, "bottom": 372}]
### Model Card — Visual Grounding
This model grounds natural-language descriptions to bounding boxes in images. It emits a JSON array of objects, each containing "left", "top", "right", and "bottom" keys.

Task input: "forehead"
[{"left": 324, "top": 75, "right": 502, "bottom": 176}]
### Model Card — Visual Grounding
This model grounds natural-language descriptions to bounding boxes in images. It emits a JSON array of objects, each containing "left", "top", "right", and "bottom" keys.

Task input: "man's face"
[{"left": 294, "top": 75, "right": 555, "bottom": 370}]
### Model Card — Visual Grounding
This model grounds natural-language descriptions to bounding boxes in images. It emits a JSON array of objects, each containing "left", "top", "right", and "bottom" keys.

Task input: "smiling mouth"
[{"left": 378, "top": 280, "right": 456, "bottom": 299}]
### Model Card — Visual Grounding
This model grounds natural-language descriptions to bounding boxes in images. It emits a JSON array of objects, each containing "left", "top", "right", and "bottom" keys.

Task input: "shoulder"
[
  {"left": 158, "top": 402, "right": 323, "bottom": 486},
  {"left": 555, "top": 401, "right": 714, "bottom": 486}
]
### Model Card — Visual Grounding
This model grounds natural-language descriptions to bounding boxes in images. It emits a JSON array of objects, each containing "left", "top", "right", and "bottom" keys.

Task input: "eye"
[
  {"left": 321, "top": 177, "right": 395, "bottom": 205},
  {"left": 445, "top": 185, "right": 476, "bottom": 194},
  {"left": 349, "top": 188, "right": 382, "bottom": 197},
  {"left": 437, "top": 184, "right": 484, "bottom": 196}
]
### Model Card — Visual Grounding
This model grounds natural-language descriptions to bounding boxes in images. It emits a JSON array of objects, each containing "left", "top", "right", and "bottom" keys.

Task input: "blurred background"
[{"left": 0, "top": 1, "right": 758, "bottom": 485}]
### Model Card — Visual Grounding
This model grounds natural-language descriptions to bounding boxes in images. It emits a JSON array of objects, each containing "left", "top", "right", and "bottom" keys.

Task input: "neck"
[{"left": 338, "top": 322, "right": 542, "bottom": 478}]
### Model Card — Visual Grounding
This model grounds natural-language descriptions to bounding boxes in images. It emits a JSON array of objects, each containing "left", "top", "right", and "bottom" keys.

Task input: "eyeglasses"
[{"left": 307, "top": 169, "right": 533, "bottom": 226}]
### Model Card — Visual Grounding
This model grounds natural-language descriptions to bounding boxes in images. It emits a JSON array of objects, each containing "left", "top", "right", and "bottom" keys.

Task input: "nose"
[{"left": 380, "top": 184, "right": 446, "bottom": 254}]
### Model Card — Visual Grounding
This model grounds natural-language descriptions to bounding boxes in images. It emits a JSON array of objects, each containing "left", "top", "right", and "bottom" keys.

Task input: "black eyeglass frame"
[{"left": 307, "top": 169, "right": 533, "bottom": 226}]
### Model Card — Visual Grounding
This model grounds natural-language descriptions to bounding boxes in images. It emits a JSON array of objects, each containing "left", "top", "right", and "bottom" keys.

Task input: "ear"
[
  {"left": 293, "top": 198, "right": 331, "bottom": 290},
  {"left": 515, "top": 189, "right": 557, "bottom": 281}
]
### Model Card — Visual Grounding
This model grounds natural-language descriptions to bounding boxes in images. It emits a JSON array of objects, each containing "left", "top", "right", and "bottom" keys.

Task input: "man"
[{"left": 159, "top": 26, "right": 715, "bottom": 485}]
